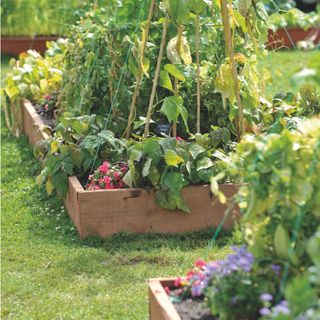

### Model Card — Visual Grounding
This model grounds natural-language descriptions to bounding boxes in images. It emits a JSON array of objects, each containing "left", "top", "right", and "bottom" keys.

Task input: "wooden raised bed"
[
  {"left": 149, "top": 278, "right": 180, "bottom": 320},
  {"left": 267, "top": 27, "right": 320, "bottom": 49},
  {"left": 64, "top": 177, "right": 239, "bottom": 239},
  {"left": 22, "top": 99, "right": 49, "bottom": 145},
  {"left": 21, "top": 99, "right": 240, "bottom": 239},
  {"left": 1, "top": 36, "right": 59, "bottom": 55}
]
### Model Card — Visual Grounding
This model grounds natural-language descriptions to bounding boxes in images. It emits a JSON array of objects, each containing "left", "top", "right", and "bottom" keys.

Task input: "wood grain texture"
[
  {"left": 65, "top": 176, "right": 240, "bottom": 239},
  {"left": 22, "top": 99, "right": 49, "bottom": 146},
  {"left": 148, "top": 278, "right": 181, "bottom": 320}
]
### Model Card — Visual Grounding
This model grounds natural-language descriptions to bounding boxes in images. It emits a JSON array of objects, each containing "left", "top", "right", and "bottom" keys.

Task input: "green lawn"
[{"left": 258, "top": 50, "right": 320, "bottom": 98}]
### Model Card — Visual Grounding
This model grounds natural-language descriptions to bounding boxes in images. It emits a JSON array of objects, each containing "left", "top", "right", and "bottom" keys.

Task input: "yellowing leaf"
[
  {"left": 164, "top": 150, "right": 184, "bottom": 167},
  {"left": 46, "top": 178, "right": 54, "bottom": 195},
  {"left": 50, "top": 141, "right": 59, "bottom": 154},
  {"left": 40, "top": 79, "right": 48, "bottom": 91},
  {"left": 215, "top": 61, "right": 236, "bottom": 106}
]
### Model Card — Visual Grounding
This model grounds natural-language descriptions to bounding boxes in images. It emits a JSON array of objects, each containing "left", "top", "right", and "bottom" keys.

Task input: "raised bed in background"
[
  {"left": 148, "top": 278, "right": 180, "bottom": 320},
  {"left": 1, "top": 36, "right": 59, "bottom": 55},
  {"left": 22, "top": 99, "right": 240, "bottom": 239},
  {"left": 22, "top": 99, "right": 49, "bottom": 145},
  {"left": 267, "top": 27, "right": 320, "bottom": 49}
]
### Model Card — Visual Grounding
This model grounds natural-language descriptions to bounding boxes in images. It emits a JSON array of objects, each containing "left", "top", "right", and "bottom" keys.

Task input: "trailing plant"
[
  {"left": 35, "top": 114, "right": 127, "bottom": 196},
  {"left": 2, "top": 40, "right": 66, "bottom": 136},
  {"left": 169, "top": 119, "right": 320, "bottom": 319}
]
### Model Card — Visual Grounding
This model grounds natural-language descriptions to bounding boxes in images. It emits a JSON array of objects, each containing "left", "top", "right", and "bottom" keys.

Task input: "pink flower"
[
  {"left": 175, "top": 136, "right": 184, "bottom": 141},
  {"left": 44, "top": 95, "right": 51, "bottom": 100},
  {"left": 113, "top": 171, "right": 120, "bottom": 180},
  {"left": 99, "top": 161, "right": 110, "bottom": 174},
  {"left": 94, "top": 185, "right": 101, "bottom": 190},
  {"left": 164, "top": 286, "right": 170, "bottom": 295},
  {"left": 195, "top": 259, "right": 206, "bottom": 269},
  {"left": 44, "top": 104, "right": 49, "bottom": 111}
]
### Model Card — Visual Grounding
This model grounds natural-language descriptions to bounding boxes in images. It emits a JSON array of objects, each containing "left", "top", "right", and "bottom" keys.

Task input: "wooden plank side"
[
  {"left": 149, "top": 279, "right": 181, "bottom": 320},
  {"left": 69, "top": 175, "right": 240, "bottom": 239},
  {"left": 64, "top": 177, "right": 83, "bottom": 237},
  {"left": 22, "top": 99, "right": 49, "bottom": 146}
]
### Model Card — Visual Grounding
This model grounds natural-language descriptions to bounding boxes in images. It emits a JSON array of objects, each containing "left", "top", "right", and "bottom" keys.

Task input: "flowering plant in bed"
[
  {"left": 167, "top": 119, "right": 320, "bottom": 320},
  {"left": 85, "top": 161, "right": 128, "bottom": 190}
]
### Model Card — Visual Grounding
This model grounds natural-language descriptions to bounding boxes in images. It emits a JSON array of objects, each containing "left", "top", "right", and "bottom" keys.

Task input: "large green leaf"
[
  {"left": 274, "top": 224, "right": 290, "bottom": 259},
  {"left": 197, "top": 157, "right": 213, "bottom": 171},
  {"left": 164, "top": 64, "right": 186, "bottom": 81},
  {"left": 188, "top": 143, "right": 205, "bottom": 160},
  {"left": 160, "top": 70, "right": 174, "bottom": 92},
  {"left": 167, "top": 0, "right": 190, "bottom": 24},
  {"left": 160, "top": 96, "right": 182, "bottom": 123},
  {"left": 52, "top": 171, "right": 68, "bottom": 197}
]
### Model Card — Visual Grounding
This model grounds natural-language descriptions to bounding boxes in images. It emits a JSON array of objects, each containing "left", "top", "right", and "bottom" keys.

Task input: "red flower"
[
  {"left": 195, "top": 259, "right": 206, "bottom": 269},
  {"left": 174, "top": 277, "right": 182, "bottom": 287}
]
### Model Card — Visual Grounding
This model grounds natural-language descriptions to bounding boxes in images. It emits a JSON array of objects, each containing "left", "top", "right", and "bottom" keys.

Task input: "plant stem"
[
  {"left": 172, "top": 25, "right": 183, "bottom": 138},
  {"left": 144, "top": 19, "right": 169, "bottom": 137},
  {"left": 196, "top": 14, "right": 201, "bottom": 134},
  {"left": 220, "top": 0, "right": 244, "bottom": 141},
  {"left": 124, "top": 0, "right": 156, "bottom": 139}
]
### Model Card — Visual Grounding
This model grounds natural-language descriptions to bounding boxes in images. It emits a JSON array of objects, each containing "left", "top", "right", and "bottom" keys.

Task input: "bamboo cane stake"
[
  {"left": 125, "top": 0, "right": 156, "bottom": 139},
  {"left": 196, "top": 13, "right": 201, "bottom": 134},
  {"left": 144, "top": 19, "right": 169, "bottom": 137},
  {"left": 220, "top": 0, "right": 244, "bottom": 141}
]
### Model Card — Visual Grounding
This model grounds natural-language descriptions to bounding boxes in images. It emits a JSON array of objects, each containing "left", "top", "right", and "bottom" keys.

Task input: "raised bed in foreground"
[
  {"left": 149, "top": 278, "right": 180, "bottom": 320},
  {"left": 64, "top": 177, "right": 239, "bottom": 239},
  {"left": 267, "top": 27, "right": 320, "bottom": 49},
  {"left": 1, "top": 36, "right": 59, "bottom": 55},
  {"left": 21, "top": 99, "right": 240, "bottom": 239}
]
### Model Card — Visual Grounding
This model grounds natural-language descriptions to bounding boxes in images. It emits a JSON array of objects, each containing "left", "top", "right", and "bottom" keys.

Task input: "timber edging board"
[
  {"left": 148, "top": 278, "right": 181, "bottom": 320},
  {"left": 22, "top": 99, "right": 49, "bottom": 145},
  {"left": 22, "top": 99, "right": 240, "bottom": 239},
  {"left": 1, "top": 36, "right": 59, "bottom": 55},
  {"left": 63, "top": 178, "right": 239, "bottom": 239},
  {"left": 267, "top": 27, "right": 320, "bottom": 49}
]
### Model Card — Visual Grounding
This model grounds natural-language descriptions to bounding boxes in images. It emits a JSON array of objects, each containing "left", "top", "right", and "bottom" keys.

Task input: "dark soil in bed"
[
  {"left": 35, "top": 104, "right": 56, "bottom": 128},
  {"left": 170, "top": 289, "right": 216, "bottom": 320}
]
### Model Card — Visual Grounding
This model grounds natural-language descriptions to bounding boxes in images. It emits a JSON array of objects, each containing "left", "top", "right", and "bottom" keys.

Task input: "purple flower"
[
  {"left": 219, "top": 247, "right": 254, "bottom": 275},
  {"left": 271, "top": 264, "right": 281, "bottom": 276},
  {"left": 260, "top": 293, "right": 273, "bottom": 302},
  {"left": 274, "top": 300, "right": 290, "bottom": 316},
  {"left": 259, "top": 307, "right": 271, "bottom": 316}
]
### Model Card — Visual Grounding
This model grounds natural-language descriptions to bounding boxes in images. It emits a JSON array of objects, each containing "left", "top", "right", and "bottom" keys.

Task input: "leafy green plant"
[
  {"left": 125, "top": 133, "right": 230, "bottom": 212},
  {"left": 1, "top": 0, "right": 118, "bottom": 36},
  {"left": 212, "top": 118, "right": 320, "bottom": 298},
  {"left": 269, "top": 8, "right": 320, "bottom": 31},
  {"left": 35, "top": 114, "right": 126, "bottom": 196},
  {"left": 2, "top": 40, "right": 66, "bottom": 136}
]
